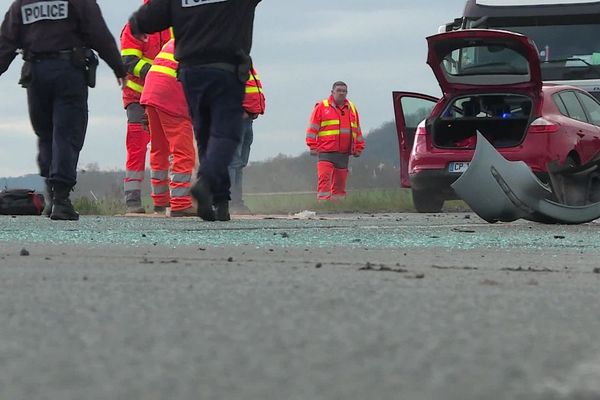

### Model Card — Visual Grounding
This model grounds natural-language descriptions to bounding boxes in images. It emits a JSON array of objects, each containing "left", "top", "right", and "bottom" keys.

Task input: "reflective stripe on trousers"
[{"left": 147, "top": 105, "right": 195, "bottom": 211}]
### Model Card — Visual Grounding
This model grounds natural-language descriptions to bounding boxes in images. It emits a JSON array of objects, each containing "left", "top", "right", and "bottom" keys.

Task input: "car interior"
[{"left": 431, "top": 94, "right": 533, "bottom": 148}]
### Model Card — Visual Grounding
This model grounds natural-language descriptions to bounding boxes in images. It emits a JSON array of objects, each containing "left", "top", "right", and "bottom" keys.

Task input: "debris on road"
[
  {"left": 431, "top": 265, "right": 478, "bottom": 271},
  {"left": 292, "top": 210, "right": 317, "bottom": 219},
  {"left": 501, "top": 266, "right": 555, "bottom": 273},
  {"left": 359, "top": 262, "right": 407, "bottom": 273}
]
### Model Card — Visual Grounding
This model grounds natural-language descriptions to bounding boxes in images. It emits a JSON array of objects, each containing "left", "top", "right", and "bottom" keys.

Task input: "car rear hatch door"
[{"left": 426, "top": 29, "right": 542, "bottom": 96}]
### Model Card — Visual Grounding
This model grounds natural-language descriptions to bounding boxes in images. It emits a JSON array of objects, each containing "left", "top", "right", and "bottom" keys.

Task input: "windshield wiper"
[{"left": 542, "top": 58, "right": 600, "bottom": 78}]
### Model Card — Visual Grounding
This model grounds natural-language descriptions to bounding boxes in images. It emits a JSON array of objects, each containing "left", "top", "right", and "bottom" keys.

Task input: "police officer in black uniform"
[
  {"left": 129, "top": 0, "right": 262, "bottom": 222},
  {"left": 0, "top": 0, "right": 126, "bottom": 220}
]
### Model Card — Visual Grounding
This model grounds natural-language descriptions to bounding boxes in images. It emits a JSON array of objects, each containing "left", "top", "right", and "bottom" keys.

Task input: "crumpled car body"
[{"left": 452, "top": 132, "right": 600, "bottom": 224}]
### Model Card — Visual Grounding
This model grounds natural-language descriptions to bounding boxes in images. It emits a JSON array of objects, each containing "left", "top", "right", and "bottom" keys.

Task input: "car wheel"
[
  {"left": 412, "top": 189, "right": 444, "bottom": 213},
  {"left": 565, "top": 154, "right": 580, "bottom": 168}
]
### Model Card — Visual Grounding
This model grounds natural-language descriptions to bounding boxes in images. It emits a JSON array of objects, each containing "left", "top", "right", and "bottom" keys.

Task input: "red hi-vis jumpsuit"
[
  {"left": 140, "top": 39, "right": 195, "bottom": 212},
  {"left": 120, "top": 19, "right": 171, "bottom": 201},
  {"left": 306, "top": 96, "right": 365, "bottom": 200}
]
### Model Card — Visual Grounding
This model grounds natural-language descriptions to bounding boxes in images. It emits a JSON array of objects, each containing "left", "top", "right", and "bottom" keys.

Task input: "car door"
[
  {"left": 392, "top": 91, "right": 438, "bottom": 187},
  {"left": 557, "top": 90, "right": 599, "bottom": 164},
  {"left": 573, "top": 91, "right": 600, "bottom": 163}
]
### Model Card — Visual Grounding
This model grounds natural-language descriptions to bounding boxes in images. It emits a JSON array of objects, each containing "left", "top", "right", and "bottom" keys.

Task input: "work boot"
[
  {"left": 153, "top": 205, "right": 168, "bottom": 214},
  {"left": 50, "top": 184, "right": 79, "bottom": 221},
  {"left": 215, "top": 201, "right": 230, "bottom": 221},
  {"left": 169, "top": 206, "right": 197, "bottom": 218},
  {"left": 125, "top": 190, "right": 145, "bottom": 214},
  {"left": 190, "top": 177, "right": 215, "bottom": 221},
  {"left": 43, "top": 179, "right": 53, "bottom": 217}
]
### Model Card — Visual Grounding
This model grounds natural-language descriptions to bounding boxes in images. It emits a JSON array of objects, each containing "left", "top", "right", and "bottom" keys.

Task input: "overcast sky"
[{"left": 0, "top": 0, "right": 465, "bottom": 177}]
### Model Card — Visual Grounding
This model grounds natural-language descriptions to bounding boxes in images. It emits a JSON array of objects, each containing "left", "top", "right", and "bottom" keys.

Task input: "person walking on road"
[
  {"left": 140, "top": 39, "right": 196, "bottom": 217},
  {"left": 0, "top": 0, "right": 126, "bottom": 220},
  {"left": 306, "top": 81, "right": 365, "bottom": 201},
  {"left": 120, "top": 1, "right": 171, "bottom": 214},
  {"left": 228, "top": 65, "right": 265, "bottom": 214},
  {"left": 128, "top": 0, "right": 262, "bottom": 222}
]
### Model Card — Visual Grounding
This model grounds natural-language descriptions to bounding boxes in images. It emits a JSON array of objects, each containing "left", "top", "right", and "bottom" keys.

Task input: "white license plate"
[{"left": 448, "top": 161, "right": 470, "bottom": 173}]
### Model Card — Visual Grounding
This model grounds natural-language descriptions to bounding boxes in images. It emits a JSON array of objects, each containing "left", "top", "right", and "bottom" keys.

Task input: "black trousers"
[
  {"left": 27, "top": 58, "right": 88, "bottom": 187},
  {"left": 179, "top": 66, "right": 244, "bottom": 203}
]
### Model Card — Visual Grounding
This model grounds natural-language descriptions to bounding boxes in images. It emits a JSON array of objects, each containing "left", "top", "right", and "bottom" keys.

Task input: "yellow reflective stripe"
[
  {"left": 126, "top": 80, "right": 144, "bottom": 93},
  {"left": 155, "top": 52, "right": 176, "bottom": 62},
  {"left": 351, "top": 122, "right": 358, "bottom": 128},
  {"left": 323, "top": 99, "right": 330, "bottom": 107},
  {"left": 133, "top": 59, "right": 150, "bottom": 77},
  {"left": 348, "top": 100, "right": 357, "bottom": 116},
  {"left": 245, "top": 86, "right": 261, "bottom": 94},
  {"left": 318, "top": 130, "right": 340, "bottom": 137},
  {"left": 320, "top": 120, "right": 339, "bottom": 127},
  {"left": 121, "top": 48, "right": 142, "bottom": 57},
  {"left": 150, "top": 65, "right": 177, "bottom": 78},
  {"left": 169, "top": 27, "right": 174, "bottom": 38}
]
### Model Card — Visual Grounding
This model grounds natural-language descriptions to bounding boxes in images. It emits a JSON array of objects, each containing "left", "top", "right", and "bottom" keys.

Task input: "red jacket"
[
  {"left": 120, "top": 23, "right": 171, "bottom": 108},
  {"left": 140, "top": 40, "right": 189, "bottom": 120},
  {"left": 306, "top": 96, "right": 365, "bottom": 155},
  {"left": 243, "top": 67, "right": 266, "bottom": 115}
]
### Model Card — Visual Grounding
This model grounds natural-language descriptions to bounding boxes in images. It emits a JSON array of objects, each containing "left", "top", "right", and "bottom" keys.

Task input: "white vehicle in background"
[{"left": 441, "top": 0, "right": 600, "bottom": 99}]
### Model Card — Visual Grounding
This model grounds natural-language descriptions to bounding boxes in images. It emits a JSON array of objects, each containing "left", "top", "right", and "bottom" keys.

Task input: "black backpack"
[{"left": 0, "top": 189, "right": 45, "bottom": 216}]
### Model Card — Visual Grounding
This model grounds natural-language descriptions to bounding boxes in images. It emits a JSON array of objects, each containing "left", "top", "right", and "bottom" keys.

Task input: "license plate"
[{"left": 448, "top": 162, "right": 470, "bottom": 173}]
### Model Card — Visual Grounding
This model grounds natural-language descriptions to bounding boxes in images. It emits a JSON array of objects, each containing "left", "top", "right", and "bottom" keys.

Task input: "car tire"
[{"left": 412, "top": 189, "right": 444, "bottom": 213}]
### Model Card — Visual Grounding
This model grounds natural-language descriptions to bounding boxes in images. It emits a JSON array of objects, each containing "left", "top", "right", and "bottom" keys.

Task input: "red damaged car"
[{"left": 394, "top": 29, "right": 600, "bottom": 212}]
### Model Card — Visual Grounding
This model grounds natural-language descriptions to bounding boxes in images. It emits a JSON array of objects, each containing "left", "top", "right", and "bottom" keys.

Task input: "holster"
[
  {"left": 18, "top": 61, "right": 33, "bottom": 88},
  {"left": 84, "top": 49, "right": 99, "bottom": 88},
  {"left": 70, "top": 47, "right": 98, "bottom": 88}
]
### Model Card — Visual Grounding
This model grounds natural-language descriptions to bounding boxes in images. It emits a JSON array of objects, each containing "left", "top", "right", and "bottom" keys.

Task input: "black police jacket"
[
  {"left": 0, "top": 0, "right": 125, "bottom": 77},
  {"left": 129, "top": 0, "right": 261, "bottom": 67}
]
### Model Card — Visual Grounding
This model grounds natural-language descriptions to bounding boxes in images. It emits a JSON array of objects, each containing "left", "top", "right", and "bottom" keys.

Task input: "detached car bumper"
[{"left": 410, "top": 169, "right": 549, "bottom": 199}]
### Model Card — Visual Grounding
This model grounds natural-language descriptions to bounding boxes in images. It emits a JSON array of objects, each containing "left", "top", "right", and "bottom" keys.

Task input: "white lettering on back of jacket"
[
  {"left": 181, "top": 0, "right": 228, "bottom": 8},
  {"left": 21, "top": 1, "right": 68, "bottom": 25}
]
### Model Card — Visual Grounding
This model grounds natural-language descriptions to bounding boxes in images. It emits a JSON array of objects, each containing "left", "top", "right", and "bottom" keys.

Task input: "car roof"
[{"left": 541, "top": 83, "right": 587, "bottom": 93}]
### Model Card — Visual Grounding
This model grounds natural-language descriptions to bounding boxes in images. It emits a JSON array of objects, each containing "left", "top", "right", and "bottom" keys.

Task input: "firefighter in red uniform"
[
  {"left": 140, "top": 39, "right": 196, "bottom": 217},
  {"left": 306, "top": 81, "right": 365, "bottom": 201},
  {"left": 120, "top": 0, "right": 171, "bottom": 213}
]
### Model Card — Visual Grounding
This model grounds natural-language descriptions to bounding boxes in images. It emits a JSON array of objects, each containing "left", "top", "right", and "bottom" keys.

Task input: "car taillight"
[
  {"left": 411, "top": 122, "right": 428, "bottom": 155},
  {"left": 528, "top": 117, "right": 560, "bottom": 134}
]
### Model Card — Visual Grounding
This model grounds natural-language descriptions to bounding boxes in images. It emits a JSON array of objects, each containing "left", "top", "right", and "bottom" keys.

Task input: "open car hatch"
[{"left": 427, "top": 29, "right": 542, "bottom": 95}]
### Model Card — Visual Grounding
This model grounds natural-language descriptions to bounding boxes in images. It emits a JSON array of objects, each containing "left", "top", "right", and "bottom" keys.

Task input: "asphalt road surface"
[{"left": 1, "top": 212, "right": 600, "bottom": 400}]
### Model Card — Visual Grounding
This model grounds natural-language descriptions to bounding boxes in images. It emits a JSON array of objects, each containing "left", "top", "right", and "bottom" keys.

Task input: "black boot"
[
  {"left": 43, "top": 179, "right": 53, "bottom": 217},
  {"left": 215, "top": 201, "right": 230, "bottom": 222},
  {"left": 50, "top": 184, "right": 79, "bottom": 221},
  {"left": 190, "top": 177, "right": 215, "bottom": 221}
]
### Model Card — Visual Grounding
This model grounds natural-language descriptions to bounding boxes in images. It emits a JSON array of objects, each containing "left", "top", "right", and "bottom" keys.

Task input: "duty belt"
[
  {"left": 26, "top": 49, "right": 73, "bottom": 61},
  {"left": 195, "top": 62, "right": 237, "bottom": 73}
]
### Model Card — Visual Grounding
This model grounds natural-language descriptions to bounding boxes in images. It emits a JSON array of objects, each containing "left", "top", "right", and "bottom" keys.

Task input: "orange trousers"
[
  {"left": 146, "top": 106, "right": 196, "bottom": 211},
  {"left": 317, "top": 160, "right": 349, "bottom": 200},
  {"left": 124, "top": 122, "right": 150, "bottom": 194}
]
